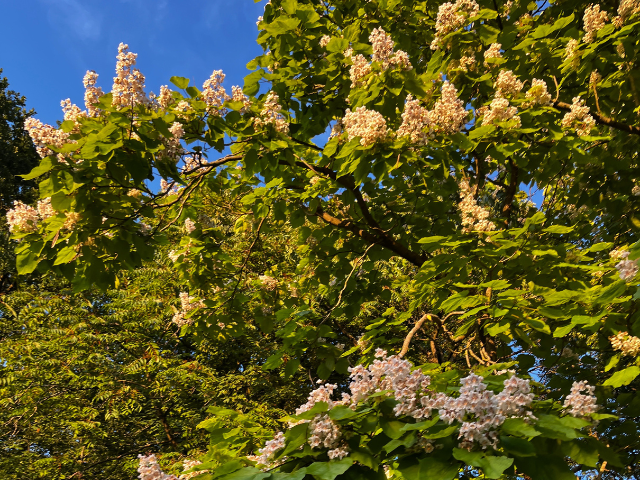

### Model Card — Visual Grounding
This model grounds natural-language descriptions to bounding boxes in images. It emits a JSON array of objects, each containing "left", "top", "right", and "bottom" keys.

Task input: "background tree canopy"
[{"left": 3, "top": 0, "right": 640, "bottom": 479}]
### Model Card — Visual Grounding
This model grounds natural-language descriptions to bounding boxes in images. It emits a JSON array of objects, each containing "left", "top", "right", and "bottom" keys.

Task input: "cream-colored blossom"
[
  {"left": 431, "top": 0, "right": 480, "bottom": 49},
  {"left": 83, "top": 70, "right": 104, "bottom": 116},
  {"left": 524, "top": 79, "right": 553, "bottom": 107},
  {"left": 342, "top": 106, "right": 390, "bottom": 146},
  {"left": 561, "top": 96, "right": 595, "bottom": 137},
  {"left": 458, "top": 179, "right": 495, "bottom": 232},
  {"left": 428, "top": 81, "right": 468, "bottom": 135},
  {"left": 583, "top": 4, "right": 609, "bottom": 43},
  {"left": 202, "top": 70, "right": 231, "bottom": 115},
  {"left": 320, "top": 35, "right": 331, "bottom": 47},
  {"left": 483, "top": 43, "right": 502, "bottom": 67},
  {"left": 112, "top": 43, "right": 147, "bottom": 108},
  {"left": 610, "top": 332, "right": 640, "bottom": 356},
  {"left": 494, "top": 70, "right": 523, "bottom": 97},
  {"left": 254, "top": 91, "right": 289, "bottom": 133},
  {"left": 482, "top": 95, "right": 521, "bottom": 128},
  {"left": 397, "top": 94, "right": 431, "bottom": 145},
  {"left": 23, "top": 117, "right": 70, "bottom": 158}
]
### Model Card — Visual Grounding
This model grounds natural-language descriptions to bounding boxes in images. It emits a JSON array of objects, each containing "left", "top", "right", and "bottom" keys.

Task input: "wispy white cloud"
[{"left": 41, "top": 0, "right": 102, "bottom": 41}]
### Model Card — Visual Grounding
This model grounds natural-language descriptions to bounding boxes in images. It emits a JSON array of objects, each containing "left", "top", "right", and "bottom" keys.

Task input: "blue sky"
[{"left": 1, "top": 0, "right": 266, "bottom": 126}]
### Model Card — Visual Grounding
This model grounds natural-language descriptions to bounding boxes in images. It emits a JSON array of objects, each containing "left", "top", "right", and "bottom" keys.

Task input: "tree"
[
  {"left": 7, "top": 0, "right": 640, "bottom": 478},
  {"left": 0, "top": 70, "right": 40, "bottom": 293}
]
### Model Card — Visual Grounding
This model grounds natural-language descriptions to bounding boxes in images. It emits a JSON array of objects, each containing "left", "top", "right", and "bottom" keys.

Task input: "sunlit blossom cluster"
[
  {"left": 179, "top": 460, "right": 206, "bottom": 480},
  {"left": 397, "top": 94, "right": 431, "bottom": 145},
  {"left": 369, "top": 28, "right": 412, "bottom": 70},
  {"left": 137, "top": 454, "right": 178, "bottom": 480},
  {"left": 254, "top": 91, "right": 289, "bottom": 133},
  {"left": 431, "top": 0, "right": 480, "bottom": 49},
  {"left": 6, "top": 201, "right": 40, "bottom": 233},
  {"left": 231, "top": 86, "right": 252, "bottom": 114},
  {"left": 428, "top": 81, "right": 468, "bottom": 135},
  {"left": 482, "top": 96, "right": 521, "bottom": 128},
  {"left": 83, "top": 70, "right": 104, "bottom": 116},
  {"left": 254, "top": 350, "right": 597, "bottom": 463},
  {"left": 609, "top": 331, "right": 640, "bottom": 356},
  {"left": 457, "top": 179, "right": 496, "bottom": 233},
  {"left": 23, "top": 117, "right": 70, "bottom": 158},
  {"left": 561, "top": 96, "right": 596, "bottom": 137},
  {"left": 458, "top": 55, "right": 476, "bottom": 72},
  {"left": 172, "top": 292, "right": 204, "bottom": 327},
  {"left": 483, "top": 43, "right": 502, "bottom": 67},
  {"left": 319, "top": 35, "right": 331, "bottom": 48},
  {"left": 613, "top": 0, "right": 640, "bottom": 26},
  {"left": 494, "top": 70, "right": 523, "bottom": 97},
  {"left": 184, "top": 218, "right": 196, "bottom": 234},
  {"left": 201, "top": 70, "right": 231, "bottom": 114},
  {"left": 61, "top": 99, "right": 86, "bottom": 124},
  {"left": 583, "top": 4, "right": 609, "bottom": 43},
  {"left": 112, "top": 43, "right": 147, "bottom": 108},
  {"left": 524, "top": 79, "right": 553, "bottom": 107},
  {"left": 155, "top": 85, "right": 174, "bottom": 110},
  {"left": 611, "top": 249, "right": 639, "bottom": 281},
  {"left": 346, "top": 50, "right": 372, "bottom": 88},
  {"left": 563, "top": 381, "right": 599, "bottom": 418},
  {"left": 259, "top": 274, "right": 278, "bottom": 291},
  {"left": 342, "top": 106, "right": 390, "bottom": 146}
]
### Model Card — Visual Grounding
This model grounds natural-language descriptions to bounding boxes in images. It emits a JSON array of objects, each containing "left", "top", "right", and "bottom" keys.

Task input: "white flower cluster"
[
  {"left": 319, "top": 35, "right": 331, "bottom": 48},
  {"left": 583, "top": 4, "right": 609, "bottom": 43},
  {"left": 458, "top": 179, "right": 496, "bottom": 233},
  {"left": 156, "top": 85, "right": 174, "bottom": 110},
  {"left": 83, "top": 70, "right": 104, "bottom": 116},
  {"left": 137, "top": 454, "right": 178, "bottom": 480},
  {"left": 159, "top": 122, "right": 186, "bottom": 161},
  {"left": 346, "top": 50, "right": 372, "bottom": 88},
  {"left": 172, "top": 292, "right": 204, "bottom": 327},
  {"left": 563, "top": 381, "right": 599, "bottom": 418},
  {"left": 255, "top": 350, "right": 600, "bottom": 466},
  {"left": 184, "top": 218, "right": 196, "bottom": 234},
  {"left": 524, "top": 79, "right": 553, "bottom": 107},
  {"left": 609, "top": 331, "right": 640, "bottom": 356},
  {"left": 615, "top": 256, "right": 638, "bottom": 281},
  {"left": 231, "top": 86, "right": 252, "bottom": 114},
  {"left": 613, "top": 0, "right": 640, "bottom": 26},
  {"left": 482, "top": 96, "right": 521, "bottom": 128},
  {"left": 112, "top": 43, "right": 147, "bottom": 108},
  {"left": 483, "top": 43, "right": 502, "bottom": 67},
  {"left": 252, "top": 431, "right": 286, "bottom": 466},
  {"left": 254, "top": 91, "right": 289, "bottom": 134},
  {"left": 429, "top": 81, "right": 468, "bottom": 135},
  {"left": 23, "top": 117, "right": 70, "bottom": 158},
  {"left": 561, "top": 96, "right": 596, "bottom": 137},
  {"left": 431, "top": 0, "right": 480, "bottom": 49},
  {"left": 202, "top": 70, "right": 231, "bottom": 115},
  {"left": 6, "top": 200, "right": 40, "bottom": 233},
  {"left": 61, "top": 98, "right": 86, "bottom": 124},
  {"left": 458, "top": 55, "right": 476, "bottom": 72},
  {"left": 259, "top": 274, "right": 278, "bottom": 291},
  {"left": 494, "top": 70, "right": 523, "bottom": 97},
  {"left": 342, "top": 106, "right": 390, "bottom": 146},
  {"left": 369, "top": 28, "right": 412, "bottom": 71},
  {"left": 179, "top": 460, "right": 206, "bottom": 480},
  {"left": 397, "top": 95, "right": 431, "bottom": 145}
]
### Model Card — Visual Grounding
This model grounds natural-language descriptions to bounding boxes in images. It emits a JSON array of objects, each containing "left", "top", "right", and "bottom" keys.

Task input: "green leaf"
[
  {"left": 453, "top": 449, "right": 514, "bottom": 479},
  {"left": 53, "top": 246, "right": 78, "bottom": 265},
  {"left": 305, "top": 459, "right": 353, "bottom": 480},
  {"left": 265, "top": 17, "right": 300, "bottom": 35},
  {"left": 16, "top": 251, "right": 39, "bottom": 274},
  {"left": 399, "top": 456, "right": 459, "bottom": 480},
  {"left": 170, "top": 76, "right": 190, "bottom": 89},
  {"left": 501, "top": 418, "right": 540, "bottom": 438},
  {"left": 21, "top": 157, "right": 54, "bottom": 180},
  {"left": 499, "top": 436, "right": 536, "bottom": 457},
  {"left": 603, "top": 366, "right": 640, "bottom": 387},
  {"left": 543, "top": 225, "right": 575, "bottom": 234}
]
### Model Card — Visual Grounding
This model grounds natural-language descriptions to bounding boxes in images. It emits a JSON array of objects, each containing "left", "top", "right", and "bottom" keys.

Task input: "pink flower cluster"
[
  {"left": 563, "top": 381, "right": 599, "bottom": 418},
  {"left": 137, "top": 454, "right": 178, "bottom": 480}
]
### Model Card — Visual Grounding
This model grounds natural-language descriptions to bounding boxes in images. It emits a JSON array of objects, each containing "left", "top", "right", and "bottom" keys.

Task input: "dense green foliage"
[{"left": 7, "top": 0, "right": 640, "bottom": 479}]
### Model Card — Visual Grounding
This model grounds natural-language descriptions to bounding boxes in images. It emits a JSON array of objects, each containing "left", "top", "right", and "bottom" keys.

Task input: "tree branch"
[{"left": 554, "top": 101, "right": 640, "bottom": 136}]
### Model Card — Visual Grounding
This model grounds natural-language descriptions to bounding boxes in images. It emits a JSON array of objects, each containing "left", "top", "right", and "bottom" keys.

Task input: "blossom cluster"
[
  {"left": 494, "top": 70, "right": 523, "bottom": 97},
  {"left": 583, "top": 4, "right": 609, "bottom": 43},
  {"left": 179, "top": 460, "right": 206, "bottom": 480},
  {"left": 524, "top": 79, "right": 553, "bottom": 107},
  {"left": 613, "top": 0, "right": 640, "bottom": 26},
  {"left": 342, "top": 106, "right": 390, "bottom": 146},
  {"left": 5, "top": 198, "right": 72, "bottom": 234},
  {"left": 253, "top": 350, "right": 599, "bottom": 467},
  {"left": 609, "top": 331, "right": 640, "bottom": 356},
  {"left": 457, "top": 179, "right": 496, "bottom": 233},
  {"left": 431, "top": 0, "right": 480, "bottom": 49},
  {"left": 83, "top": 70, "right": 104, "bottom": 116},
  {"left": 259, "top": 274, "right": 278, "bottom": 291},
  {"left": 482, "top": 96, "right": 520, "bottom": 128},
  {"left": 172, "top": 292, "right": 204, "bottom": 327},
  {"left": 202, "top": 70, "right": 231, "bottom": 114},
  {"left": 112, "top": 43, "right": 147, "bottom": 108},
  {"left": 254, "top": 91, "right": 289, "bottom": 133},
  {"left": 563, "top": 380, "right": 599, "bottom": 418},
  {"left": 483, "top": 43, "right": 502, "bottom": 67},
  {"left": 23, "top": 117, "right": 70, "bottom": 158},
  {"left": 397, "top": 95, "right": 431, "bottom": 145},
  {"left": 610, "top": 249, "right": 638, "bottom": 281},
  {"left": 137, "top": 454, "right": 177, "bottom": 480},
  {"left": 561, "top": 96, "right": 596, "bottom": 137}
]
